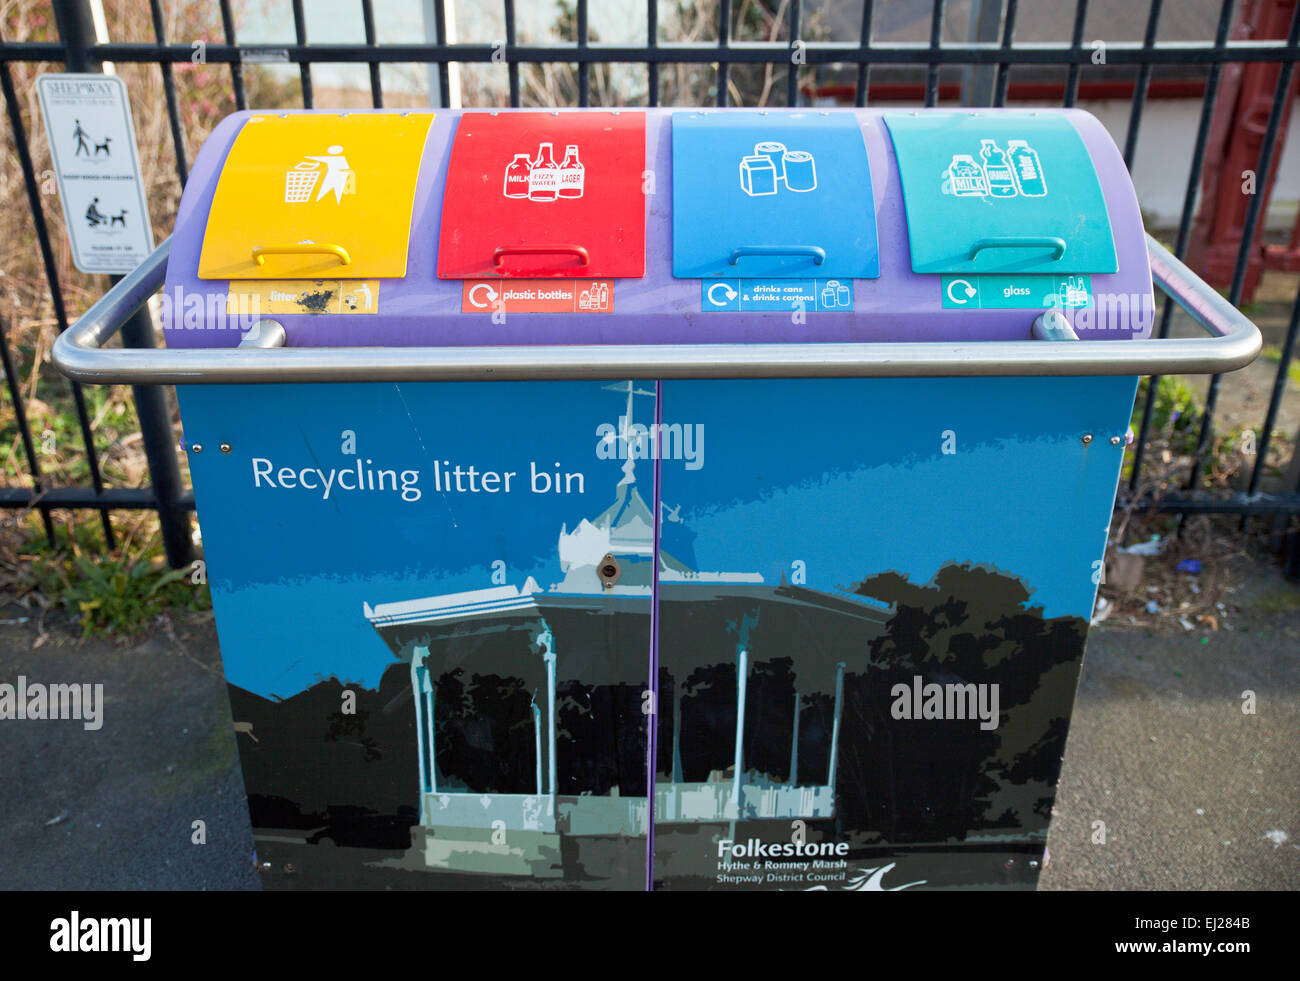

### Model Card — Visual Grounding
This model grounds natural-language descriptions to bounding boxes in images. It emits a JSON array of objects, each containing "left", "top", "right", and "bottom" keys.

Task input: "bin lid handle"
[
  {"left": 729, "top": 245, "right": 826, "bottom": 266},
  {"left": 968, "top": 236, "right": 1067, "bottom": 261},
  {"left": 252, "top": 243, "right": 352, "bottom": 267},
  {"left": 492, "top": 245, "right": 590, "bottom": 270}
]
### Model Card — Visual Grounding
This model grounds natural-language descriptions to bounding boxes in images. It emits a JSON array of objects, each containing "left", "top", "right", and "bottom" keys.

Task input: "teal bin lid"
[{"left": 884, "top": 112, "right": 1118, "bottom": 275}]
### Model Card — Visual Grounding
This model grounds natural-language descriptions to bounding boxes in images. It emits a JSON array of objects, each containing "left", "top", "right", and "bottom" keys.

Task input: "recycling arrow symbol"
[
  {"left": 947, "top": 278, "right": 977, "bottom": 304},
  {"left": 707, "top": 282, "right": 739, "bottom": 306}
]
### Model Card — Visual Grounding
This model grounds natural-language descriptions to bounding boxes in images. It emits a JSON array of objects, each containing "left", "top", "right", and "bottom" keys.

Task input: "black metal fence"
[{"left": 2, "top": 0, "right": 1300, "bottom": 572}]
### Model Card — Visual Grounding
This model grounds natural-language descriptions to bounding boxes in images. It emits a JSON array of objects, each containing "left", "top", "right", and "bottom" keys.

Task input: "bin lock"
[{"left": 598, "top": 554, "right": 621, "bottom": 590}]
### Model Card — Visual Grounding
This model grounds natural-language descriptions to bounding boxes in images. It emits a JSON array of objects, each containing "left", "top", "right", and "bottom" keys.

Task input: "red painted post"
[{"left": 1188, "top": 0, "right": 1300, "bottom": 302}]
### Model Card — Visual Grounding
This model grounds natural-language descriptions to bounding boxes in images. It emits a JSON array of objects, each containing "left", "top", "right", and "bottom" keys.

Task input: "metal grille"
[{"left": 1, "top": 0, "right": 1299, "bottom": 571}]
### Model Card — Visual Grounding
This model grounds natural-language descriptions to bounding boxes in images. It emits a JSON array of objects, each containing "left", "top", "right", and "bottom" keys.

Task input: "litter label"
[
  {"left": 226, "top": 280, "right": 380, "bottom": 315},
  {"left": 461, "top": 279, "right": 614, "bottom": 314},
  {"left": 701, "top": 279, "right": 853, "bottom": 313}
]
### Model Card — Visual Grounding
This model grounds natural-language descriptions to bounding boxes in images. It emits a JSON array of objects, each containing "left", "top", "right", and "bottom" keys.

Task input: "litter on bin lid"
[{"left": 1176, "top": 558, "right": 1202, "bottom": 574}]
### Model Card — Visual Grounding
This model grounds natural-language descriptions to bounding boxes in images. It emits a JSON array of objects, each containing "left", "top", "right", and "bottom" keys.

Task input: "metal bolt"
[
  {"left": 1109, "top": 435, "right": 1122, "bottom": 446},
  {"left": 1081, "top": 434, "right": 1093, "bottom": 445},
  {"left": 191, "top": 443, "right": 203, "bottom": 454},
  {"left": 220, "top": 442, "right": 232, "bottom": 454}
]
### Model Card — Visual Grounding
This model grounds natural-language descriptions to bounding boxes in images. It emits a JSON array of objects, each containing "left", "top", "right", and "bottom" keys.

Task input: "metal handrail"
[{"left": 52, "top": 234, "right": 1261, "bottom": 385}]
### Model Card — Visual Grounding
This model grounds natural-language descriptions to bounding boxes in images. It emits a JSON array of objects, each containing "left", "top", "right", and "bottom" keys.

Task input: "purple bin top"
[{"left": 161, "top": 108, "right": 1152, "bottom": 350}]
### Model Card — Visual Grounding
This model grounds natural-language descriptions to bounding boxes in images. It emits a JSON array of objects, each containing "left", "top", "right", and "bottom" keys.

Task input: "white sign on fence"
[{"left": 36, "top": 73, "right": 154, "bottom": 275}]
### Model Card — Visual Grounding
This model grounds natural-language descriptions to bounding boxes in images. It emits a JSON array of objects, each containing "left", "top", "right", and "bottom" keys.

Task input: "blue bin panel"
[{"left": 672, "top": 111, "right": 879, "bottom": 280}]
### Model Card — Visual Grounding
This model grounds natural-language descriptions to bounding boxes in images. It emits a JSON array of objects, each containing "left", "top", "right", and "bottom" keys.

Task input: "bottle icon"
[
  {"left": 1058, "top": 275, "right": 1087, "bottom": 307},
  {"left": 558, "top": 144, "right": 585, "bottom": 198},
  {"left": 947, "top": 154, "right": 989, "bottom": 196},
  {"left": 503, "top": 153, "right": 532, "bottom": 198},
  {"left": 980, "top": 140, "right": 1018, "bottom": 198},
  {"left": 1007, "top": 139, "right": 1046, "bottom": 196},
  {"left": 529, "top": 142, "right": 559, "bottom": 201}
]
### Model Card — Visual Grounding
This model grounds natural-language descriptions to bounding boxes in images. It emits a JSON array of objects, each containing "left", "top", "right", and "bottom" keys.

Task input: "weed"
[{"left": 19, "top": 516, "right": 208, "bottom": 639}]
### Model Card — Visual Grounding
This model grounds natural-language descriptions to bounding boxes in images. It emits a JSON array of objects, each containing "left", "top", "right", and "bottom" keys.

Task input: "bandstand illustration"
[{"left": 364, "top": 383, "right": 893, "bottom": 879}]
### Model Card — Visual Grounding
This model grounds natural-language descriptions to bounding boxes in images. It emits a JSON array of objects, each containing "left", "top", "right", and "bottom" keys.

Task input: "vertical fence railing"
[
  {"left": 1129, "top": 0, "right": 1237, "bottom": 496},
  {"left": 48, "top": 0, "right": 193, "bottom": 568},
  {"left": 0, "top": 0, "right": 1298, "bottom": 571}
]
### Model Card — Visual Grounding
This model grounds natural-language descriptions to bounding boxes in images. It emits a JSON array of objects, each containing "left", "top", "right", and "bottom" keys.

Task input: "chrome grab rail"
[{"left": 52, "top": 234, "right": 1261, "bottom": 385}]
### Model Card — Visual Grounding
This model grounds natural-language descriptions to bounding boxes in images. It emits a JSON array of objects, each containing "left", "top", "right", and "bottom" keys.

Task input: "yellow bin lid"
[{"left": 198, "top": 112, "right": 435, "bottom": 281}]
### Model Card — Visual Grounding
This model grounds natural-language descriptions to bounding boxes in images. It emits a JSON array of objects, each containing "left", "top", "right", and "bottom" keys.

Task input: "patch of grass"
[
  {"left": 1131, "top": 374, "right": 1202, "bottom": 455},
  {"left": 1259, "top": 345, "right": 1300, "bottom": 388},
  {"left": 20, "top": 517, "right": 209, "bottom": 639},
  {"left": 28, "top": 551, "right": 209, "bottom": 639},
  {"left": 1253, "top": 588, "right": 1300, "bottom": 614}
]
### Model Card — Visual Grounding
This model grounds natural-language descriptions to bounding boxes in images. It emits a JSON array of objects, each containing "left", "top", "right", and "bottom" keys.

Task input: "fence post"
[
  {"left": 961, "top": 0, "right": 1004, "bottom": 107},
  {"left": 53, "top": 0, "right": 194, "bottom": 569}
]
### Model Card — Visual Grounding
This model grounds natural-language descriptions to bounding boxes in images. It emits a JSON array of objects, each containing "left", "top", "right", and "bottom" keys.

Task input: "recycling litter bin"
[{"left": 55, "top": 107, "right": 1260, "bottom": 891}]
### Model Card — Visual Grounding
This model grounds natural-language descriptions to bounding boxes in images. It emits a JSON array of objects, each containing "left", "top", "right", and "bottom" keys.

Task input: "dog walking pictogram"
[{"left": 72, "top": 119, "right": 90, "bottom": 156}]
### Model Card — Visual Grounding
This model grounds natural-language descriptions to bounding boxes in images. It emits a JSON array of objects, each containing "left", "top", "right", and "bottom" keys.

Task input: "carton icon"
[{"left": 740, "top": 155, "right": 779, "bottom": 196}]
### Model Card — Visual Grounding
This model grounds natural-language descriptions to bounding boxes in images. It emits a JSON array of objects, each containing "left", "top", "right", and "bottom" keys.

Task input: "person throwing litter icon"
[{"left": 304, "top": 145, "right": 354, "bottom": 204}]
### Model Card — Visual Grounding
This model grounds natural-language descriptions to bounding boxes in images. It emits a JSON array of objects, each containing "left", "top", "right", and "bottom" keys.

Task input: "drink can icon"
[
  {"left": 836, "top": 283, "right": 850, "bottom": 306},
  {"left": 783, "top": 150, "right": 817, "bottom": 192},
  {"left": 754, "top": 141, "right": 787, "bottom": 183}
]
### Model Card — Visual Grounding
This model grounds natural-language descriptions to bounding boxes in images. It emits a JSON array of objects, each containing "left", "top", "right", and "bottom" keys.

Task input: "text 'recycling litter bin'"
[{"left": 55, "top": 107, "right": 1260, "bottom": 891}]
